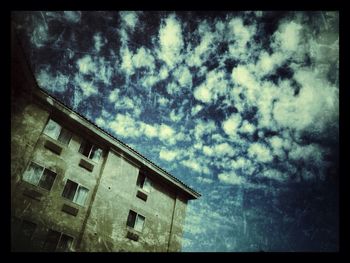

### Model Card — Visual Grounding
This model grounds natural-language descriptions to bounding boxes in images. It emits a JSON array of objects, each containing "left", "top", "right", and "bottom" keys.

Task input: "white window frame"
[
  {"left": 22, "top": 161, "right": 56, "bottom": 191},
  {"left": 62, "top": 179, "right": 89, "bottom": 207},
  {"left": 78, "top": 140, "right": 102, "bottom": 163},
  {"left": 43, "top": 119, "right": 72, "bottom": 146}
]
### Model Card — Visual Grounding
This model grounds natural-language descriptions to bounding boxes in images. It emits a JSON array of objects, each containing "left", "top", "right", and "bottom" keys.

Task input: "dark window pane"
[
  {"left": 43, "top": 230, "right": 60, "bottom": 251},
  {"left": 39, "top": 169, "right": 56, "bottom": 191},
  {"left": 127, "top": 210, "right": 137, "bottom": 228},
  {"left": 79, "top": 140, "right": 92, "bottom": 157},
  {"left": 56, "top": 234, "right": 73, "bottom": 252},
  {"left": 62, "top": 180, "right": 78, "bottom": 201},
  {"left": 20, "top": 220, "right": 36, "bottom": 240},
  {"left": 136, "top": 173, "right": 145, "bottom": 188},
  {"left": 58, "top": 128, "right": 72, "bottom": 145}
]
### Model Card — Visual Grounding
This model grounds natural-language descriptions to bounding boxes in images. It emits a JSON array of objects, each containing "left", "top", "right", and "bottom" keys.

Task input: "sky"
[{"left": 12, "top": 11, "right": 339, "bottom": 252}]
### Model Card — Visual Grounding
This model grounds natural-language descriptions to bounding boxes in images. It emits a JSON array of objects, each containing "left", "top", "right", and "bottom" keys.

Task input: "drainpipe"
[
  {"left": 75, "top": 150, "right": 109, "bottom": 251},
  {"left": 167, "top": 193, "right": 177, "bottom": 252}
]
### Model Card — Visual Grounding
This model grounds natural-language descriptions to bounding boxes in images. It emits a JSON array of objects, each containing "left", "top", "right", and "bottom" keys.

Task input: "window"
[
  {"left": 22, "top": 162, "right": 56, "bottom": 191},
  {"left": 62, "top": 179, "right": 89, "bottom": 206},
  {"left": 126, "top": 210, "right": 145, "bottom": 232},
  {"left": 43, "top": 119, "right": 72, "bottom": 145},
  {"left": 11, "top": 219, "right": 37, "bottom": 251},
  {"left": 43, "top": 229, "right": 73, "bottom": 252},
  {"left": 136, "top": 172, "right": 152, "bottom": 193},
  {"left": 79, "top": 140, "right": 102, "bottom": 162}
]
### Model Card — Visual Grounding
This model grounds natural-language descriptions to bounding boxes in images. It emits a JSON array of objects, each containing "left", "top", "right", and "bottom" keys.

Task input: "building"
[{"left": 11, "top": 28, "right": 200, "bottom": 252}]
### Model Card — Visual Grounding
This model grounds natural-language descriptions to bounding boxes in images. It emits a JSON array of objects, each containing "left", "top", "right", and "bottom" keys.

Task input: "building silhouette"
[{"left": 11, "top": 27, "right": 200, "bottom": 252}]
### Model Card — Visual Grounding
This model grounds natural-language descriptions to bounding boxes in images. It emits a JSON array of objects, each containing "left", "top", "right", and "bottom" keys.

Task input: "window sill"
[
  {"left": 61, "top": 203, "right": 79, "bottom": 216},
  {"left": 44, "top": 139, "right": 63, "bottom": 155},
  {"left": 136, "top": 190, "right": 148, "bottom": 202},
  {"left": 79, "top": 158, "right": 94, "bottom": 172},
  {"left": 23, "top": 188, "right": 43, "bottom": 201},
  {"left": 126, "top": 229, "right": 140, "bottom": 241}
]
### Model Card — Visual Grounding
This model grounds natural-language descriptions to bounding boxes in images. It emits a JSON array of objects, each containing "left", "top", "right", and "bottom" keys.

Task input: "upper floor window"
[
  {"left": 43, "top": 229, "right": 73, "bottom": 252},
  {"left": 43, "top": 119, "right": 72, "bottom": 146},
  {"left": 136, "top": 172, "right": 152, "bottom": 193},
  {"left": 62, "top": 179, "right": 89, "bottom": 206},
  {"left": 22, "top": 162, "right": 57, "bottom": 191},
  {"left": 79, "top": 140, "right": 102, "bottom": 162},
  {"left": 126, "top": 210, "right": 145, "bottom": 232}
]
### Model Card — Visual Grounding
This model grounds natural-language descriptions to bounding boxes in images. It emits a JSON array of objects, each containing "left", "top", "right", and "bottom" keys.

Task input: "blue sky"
[{"left": 12, "top": 11, "right": 339, "bottom": 251}]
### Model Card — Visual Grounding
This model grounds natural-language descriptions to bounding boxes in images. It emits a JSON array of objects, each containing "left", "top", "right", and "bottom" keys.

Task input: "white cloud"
[
  {"left": 173, "top": 66, "right": 193, "bottom": 88},
  {"left": 191, "top": 104, "right": 203, "bottom": 116},
  {"left": 166, "top": 82, "right": 180, "bottom": 95},
  {"left": 94, "top": 33, "right": 106, "bottom": 52},
  {"left": 210, "top": 143, "right": 236, "bottom": 157},
  {"left": 169, "top": 109, "right": 184, "bottom": 123},
  {"left": 158, "top": 14, "right": 184, "bottom": 69},
  {"left": 247, "top": 142, "right": 273, "bottom": 163},
  {"left": 159, "top": 124, "right": 176, "bottom": 143},
  {"left": 109, "top": 114, "right": 142, "bottom": 138},
  {"left": 193, "top": 70, "right": 228, "bottom": 104},
  {"left": 239, "top": 120, "right": 256, "bottom": 134},
  {"left": 159, "top": 66, "right": 169, "bottom": 80},
  {"left": 194, "top": 120, "right": 217, "bottom": 140},
  {"left": 157, "top": 96, "right": 169, "bottom": 107},
  {"left": 273, "top": 21, "right": 302, "bottom": 53},
  {"left": 140, "top": 123, "right": 158, "bottom": 138},
  {"left": 63, "top": 11, "right": 81, "bottom": 23},
  {"left": 273, "top": 69, "right": 339, "bottom": 133},
  {"left": 108, "top": 89, "right": 120, "bottom": 103},
  {"left": 36, "top": 68, "right": 69, "bottom": 93},
  {"left": 74, "top": 74, "right": 97, "bottom": 97},
  {"left": 77, "top": 55, "right": 95, "bottom": 74},
  {"left": 187, "top": 30, "right": 215, "bottom": 67},
  {"left": 181, "top": 159, "right": 210, "bottom": 175},
  {"left": 222, "top": 113, "right": 242, "bottom": 137},
  {"left": 132, "top": 47, "right": 155, "bottom": 71},
  {"left": 120, "top": 11, "right": 138, "bottom": 30},
  {"left": 218, "top": 171, "right": 246, "bottom": 185},
  {"left": 120, "top": 47, "right": 134, "bottom": 75},
  {"left": 196, "top": 176, "right": 214, "bottom": 184},
  {"left": 261, "top": 169, "right": 288, "bottom": 182},
  {"left": 159, "top": 149, "right": 178, "bottom": 161},
  {"left": 227, "top": 18, "right": 256, "bottom": 60}
]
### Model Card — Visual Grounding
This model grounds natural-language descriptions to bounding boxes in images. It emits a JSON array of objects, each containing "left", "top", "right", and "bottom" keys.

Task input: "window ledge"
[
  {"left": 23, "top": 188, "right": 43, "bottom": 201},
  {"left": 62, "top": 203, "right": 79, "bottom": 216},
  {"left": 79, "top": 158, "right": 94, "bottom": 172},
  {"left": 44, "top": 139, "right": 62, "bottom": 155},
  {"left": 136, "top": 190, "right": 148, "bottom": 202},
  {"left": 126, "top": 230, "right": 139, "bottom": 241}
]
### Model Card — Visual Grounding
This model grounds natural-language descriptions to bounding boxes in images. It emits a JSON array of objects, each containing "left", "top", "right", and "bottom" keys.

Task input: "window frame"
[
  {"left": 22, "top": 161, "right": 57, "bottom": 191},
  {"left": 78, "top": 139, "right": 102, "bottom": 163},
  {"left": 43, "top": 229, "right": 74, "bottom": 252},
  {"left": 61, "top": 179, "right": 89, "bottom": 207},
  {"left": 126, "top": 210, "right": 146, "bottom": 233},
  {"left": 43, "top": 119, "right": 72, "bottom": 146},
  {"left": 136, "top": 172, "right": 152, "bottom": 193}
]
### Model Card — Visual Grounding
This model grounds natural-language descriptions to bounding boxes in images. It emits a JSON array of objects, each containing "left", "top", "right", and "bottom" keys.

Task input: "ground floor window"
[
  {"left": 126, "top": 210, "right": 145, "bottom": 232},
  {"left": 43, "top": 229, "right": 74, "bottom": 252}
]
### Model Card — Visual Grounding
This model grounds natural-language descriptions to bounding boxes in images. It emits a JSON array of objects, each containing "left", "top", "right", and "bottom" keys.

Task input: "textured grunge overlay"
[{"left": 12, "top": 11, "right": 339, "bottom": 251}]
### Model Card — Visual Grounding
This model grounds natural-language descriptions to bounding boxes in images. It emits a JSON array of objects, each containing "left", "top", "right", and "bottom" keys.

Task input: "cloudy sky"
[{"left": 12, "top": 11, "right": 339, "bottom": 251}]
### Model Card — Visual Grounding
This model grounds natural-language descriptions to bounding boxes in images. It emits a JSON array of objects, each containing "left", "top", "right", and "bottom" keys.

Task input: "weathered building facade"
[{"left": 11, "top": 29, "right": 200, "bottom": 252}]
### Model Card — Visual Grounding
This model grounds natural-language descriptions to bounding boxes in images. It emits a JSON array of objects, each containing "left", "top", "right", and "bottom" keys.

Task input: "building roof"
[{"left": 12, "top": 27, "right": 201, "bottom": 200}]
